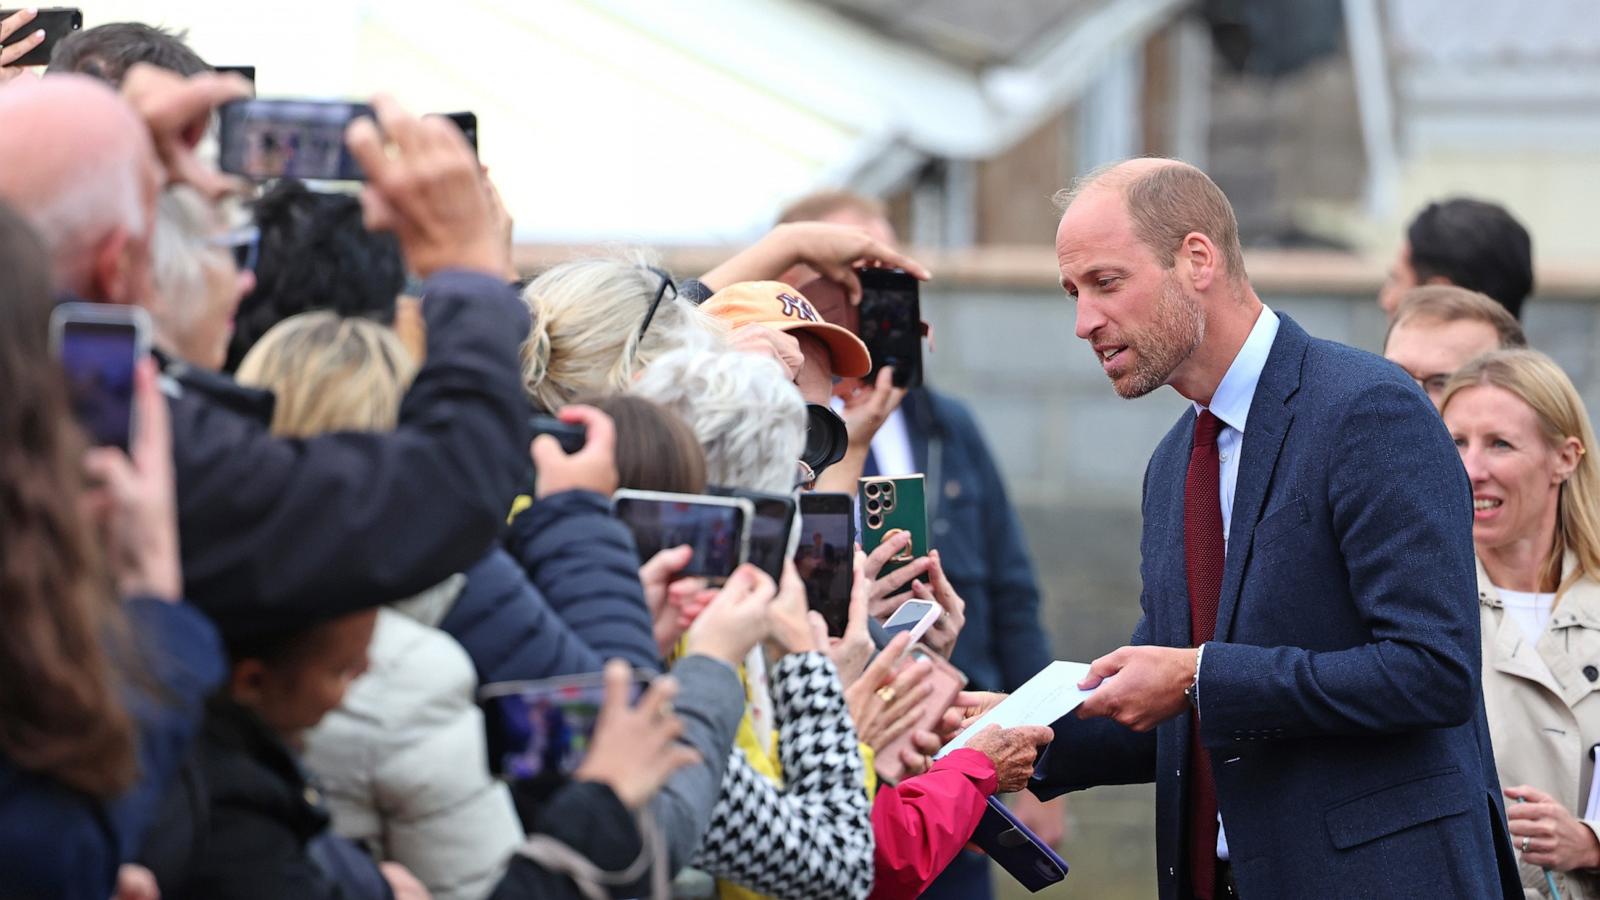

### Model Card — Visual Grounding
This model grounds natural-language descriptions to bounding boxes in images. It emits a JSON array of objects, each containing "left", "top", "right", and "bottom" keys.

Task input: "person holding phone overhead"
[
  {"left": 1440, "top": 350, "right": 1600, "bottom": 900},
  {"left": 948, "top": 158, "right": 1521, "bottom": 899}
]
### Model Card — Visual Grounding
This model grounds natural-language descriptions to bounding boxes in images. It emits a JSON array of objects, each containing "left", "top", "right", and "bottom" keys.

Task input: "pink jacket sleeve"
[{"left": 868, "top": 748, "right": 999, "bottom": 900}]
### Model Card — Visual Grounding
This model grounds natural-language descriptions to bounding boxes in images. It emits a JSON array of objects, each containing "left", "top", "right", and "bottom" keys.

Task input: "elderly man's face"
[
  {"left": 794, "top": 332, "right": 835, "bottom": 405},
  {"left": 1056, "top": 187, "right": 1205, "bottom": 399},
  {"left": 1384, "top": 316, "right": 1502, "bottom": 409}
]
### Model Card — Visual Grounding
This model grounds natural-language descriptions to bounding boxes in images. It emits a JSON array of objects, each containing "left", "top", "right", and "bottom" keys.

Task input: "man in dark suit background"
[{"left": 953, "top": 158, "right": 1521, "bottom": 898}]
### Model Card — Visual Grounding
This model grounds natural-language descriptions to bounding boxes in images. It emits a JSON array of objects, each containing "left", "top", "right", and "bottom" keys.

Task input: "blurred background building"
[{"left": 95, "top": 0, "right": 1600, "bottom": 895}]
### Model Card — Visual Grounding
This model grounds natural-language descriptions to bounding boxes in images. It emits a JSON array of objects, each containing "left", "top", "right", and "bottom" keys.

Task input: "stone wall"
[{"left": 920, "top": 285, "right": 1600, "bottom": 898}]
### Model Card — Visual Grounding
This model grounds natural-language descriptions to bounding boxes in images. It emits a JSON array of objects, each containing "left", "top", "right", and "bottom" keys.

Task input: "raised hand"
[{"left": 574, "top": 660, "right": 701, "bottom": 810}]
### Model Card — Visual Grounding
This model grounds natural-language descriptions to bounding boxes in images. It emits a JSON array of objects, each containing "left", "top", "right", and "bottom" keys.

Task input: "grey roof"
[{"left": 804, "top": 0, "right": 1099, "bottom": 66}]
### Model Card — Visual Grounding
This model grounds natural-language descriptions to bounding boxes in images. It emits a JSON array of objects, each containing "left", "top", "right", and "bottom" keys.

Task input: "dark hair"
[
  {"left": 1406, "top": 198, "right": 1533, "bottom": 320},
  {"left": 591, "top": 394, "right": 707, "bottom": 494},
  {"left": 224, "top": 180, "right": 406, "bottom": 372},
  {"left": 0, "top": 201, "right": 137, "bottom": 798},
  {"left": 47, "top": 22, "right": 210, "bottom": 84}
]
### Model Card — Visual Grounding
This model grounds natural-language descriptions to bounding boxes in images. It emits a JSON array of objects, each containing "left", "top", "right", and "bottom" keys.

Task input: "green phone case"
[{"left": 859, "top": 475, "right": 928, "bottom": 576}]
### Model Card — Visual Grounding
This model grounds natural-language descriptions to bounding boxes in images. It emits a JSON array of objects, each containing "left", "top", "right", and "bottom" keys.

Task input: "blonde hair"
[
  {"left": 1440, "top": 349, "right": 1600, "bottom": 598},
  {"left": 519, "top": 254, "right": 724, "bottom": 413},
  {"left": 234, "top": 311, "right": 419, "bottom": 437}
]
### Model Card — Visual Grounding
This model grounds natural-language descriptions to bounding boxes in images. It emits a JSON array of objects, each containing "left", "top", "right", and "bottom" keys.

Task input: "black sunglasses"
[{"left": 638, "top": 266, "right": 677, "bottom": 342}]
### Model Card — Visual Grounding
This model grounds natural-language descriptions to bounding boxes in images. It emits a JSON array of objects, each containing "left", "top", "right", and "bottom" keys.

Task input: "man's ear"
[
  {"left": 228, "top": 659, "right": 269, "bottom": 708},
  {"left": 89, "top": 229, "right": 134, "bottom": 305},
  {"left": 1178, "top": 232, "right": 1219, "bottom": 293}
]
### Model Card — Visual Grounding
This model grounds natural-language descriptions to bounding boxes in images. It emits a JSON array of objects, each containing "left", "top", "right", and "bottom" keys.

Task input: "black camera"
[{"left": 802, "top": 403, "right": 848, "bottom": 478}]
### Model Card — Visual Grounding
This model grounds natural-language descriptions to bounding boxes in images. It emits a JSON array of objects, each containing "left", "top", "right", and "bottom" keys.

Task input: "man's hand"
[
  {"left": 1075, "top": 646, "right": 1197, "bottom": 732},
  {"left": 840, "top": 365, "right": 908, "bottom": 451},
  {"left": 345, "top": 95, "right": 508, "bottom": 278},
  {"left": 120, "top": 63, "right": 252, "bottom": 198},
  {"left": 966, "top": 724, "right": 1055, "bottom": 793},
  {"left": 531, "top": 405, "right": 618, "bottom": 498},
  {"left": 699, "top": 221, "right": 930, "bottom": 303},
  {"left": 1505, "top": 785, "right": 1600, "bottom": 871}
]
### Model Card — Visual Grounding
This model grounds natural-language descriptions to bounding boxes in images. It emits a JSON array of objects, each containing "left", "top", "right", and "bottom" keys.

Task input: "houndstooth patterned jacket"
[{"left": 689, "top": 652, "right": 873, "bottom": 900}]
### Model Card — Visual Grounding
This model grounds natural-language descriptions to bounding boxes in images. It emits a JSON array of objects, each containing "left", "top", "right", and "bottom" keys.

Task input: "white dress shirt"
[
  {"left": 869, "top": 408, "right": 916, "bottom": 476},
  {"left": 1191, "top": 304, "right": 1280, "bottom": 860}
]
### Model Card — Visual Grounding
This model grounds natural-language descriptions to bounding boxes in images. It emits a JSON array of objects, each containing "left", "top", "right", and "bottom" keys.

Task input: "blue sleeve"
[
  {"left": 112, "top": 599, "right": 227, "bottom": 858},
  {"left": 1197, "top": 380, "right": 1478, "bottom": 743},
  {"left": 502, "top": 490, "right": 660, "bottom": 673},
  {"left": 960, "top": 411, "right": 1053, "bottom": 691},
  {"left": 441, "top": 549, "right": 605, "bottom": 685},
  {"left": 176, "top": 270, "right": 531, "bottom": 638}
]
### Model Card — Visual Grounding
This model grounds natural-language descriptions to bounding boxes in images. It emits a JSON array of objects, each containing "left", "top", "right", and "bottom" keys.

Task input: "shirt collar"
[{"left": 1192, "top": 305, "right": 1280, "bottom": 434}]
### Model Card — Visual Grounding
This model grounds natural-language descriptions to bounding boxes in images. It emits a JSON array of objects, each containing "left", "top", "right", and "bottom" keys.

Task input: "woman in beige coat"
[{"left": 1442, "top": 350, "right": 1600, "bottom": 899}]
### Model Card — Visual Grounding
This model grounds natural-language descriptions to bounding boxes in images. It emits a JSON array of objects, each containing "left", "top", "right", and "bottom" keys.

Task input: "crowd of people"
[{"left": 0, "top": 11, "right": 1595, "bottom": 900}]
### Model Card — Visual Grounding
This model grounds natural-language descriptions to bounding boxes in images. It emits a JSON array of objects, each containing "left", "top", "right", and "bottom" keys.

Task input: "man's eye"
[{"left": 1098, "top": 277, "right": 1118, "bottom": 290}]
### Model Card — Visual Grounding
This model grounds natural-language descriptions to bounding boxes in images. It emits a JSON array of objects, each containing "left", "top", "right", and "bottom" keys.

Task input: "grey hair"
[
  {"left": 631, "top": 348, "right": 807, "bottom": 494},
  {"left": 27, "top": 150, "right": 147, "bottom": 273},
  {"left": 519, "top": 252, "right": 726, "bottom": 412},
  {"left": 149, "top": 186, "right": 219, "bottom": 341}
]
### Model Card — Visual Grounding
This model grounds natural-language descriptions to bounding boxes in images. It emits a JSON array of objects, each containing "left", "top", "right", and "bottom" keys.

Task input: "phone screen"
[
  {"left": 614, "top": 496, "right": 746, "bottom": 580},
  {"left": 218, "top": 100, "right": 477, "bottom": 180},
  {"left": 797, "top": 493, "right": 855, "bottom": 636},
  {"left": 59, "top": 320, "right": 139, "bottom": 451},
  {"left": 482, "top": 674, "right": 647, "bottom": 781},
  {"left": 857, "top": 268, "right": 922, "bottom": 388}
]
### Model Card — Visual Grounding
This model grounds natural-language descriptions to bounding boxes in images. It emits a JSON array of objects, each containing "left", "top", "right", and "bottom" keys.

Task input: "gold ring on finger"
[{"left": 877, "top": 686, "right": 896, "bottom": 703}]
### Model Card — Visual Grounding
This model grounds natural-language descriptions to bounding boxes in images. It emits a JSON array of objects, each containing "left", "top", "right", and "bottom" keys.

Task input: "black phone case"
[
  {"left": 972, "top": 796, "right": 1070, "bottom": 892},
  {"left": 1, "top": 8, "right": 81, "bottom": 67},
  {"left": 856, "top": 268, "right": 922, "bottom": 388}
]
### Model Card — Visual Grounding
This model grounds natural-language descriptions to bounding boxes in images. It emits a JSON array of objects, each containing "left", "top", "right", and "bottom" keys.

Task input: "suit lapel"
[{"left": 1215, "top": 318, "right": 1308, "bottom": 640}]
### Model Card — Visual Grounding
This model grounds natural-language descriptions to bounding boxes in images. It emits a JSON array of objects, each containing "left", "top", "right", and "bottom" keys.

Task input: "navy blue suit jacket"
[{"left": 1034, "top": 315, "right": 1520, "bottom": 899}]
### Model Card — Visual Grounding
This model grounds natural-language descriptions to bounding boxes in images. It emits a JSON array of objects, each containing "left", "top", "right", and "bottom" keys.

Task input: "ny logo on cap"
[{"left": 777, "top": 292, "right": 820, "bottom": 323}]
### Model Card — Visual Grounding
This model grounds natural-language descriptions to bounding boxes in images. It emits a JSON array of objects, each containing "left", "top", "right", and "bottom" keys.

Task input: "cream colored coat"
[{"left": 1481, "top": 554, "right": 1600, "bottom": 900}]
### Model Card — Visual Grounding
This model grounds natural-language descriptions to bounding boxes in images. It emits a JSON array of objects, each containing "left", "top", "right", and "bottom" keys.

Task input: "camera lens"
[
  {"left": 865, "top": 482, "right": 880, "bottom": 498},
  {"left": 802, "top": 404, "right": 849, "bottom": 477},
  {"left": 882, "top": 494, "right": 896, "bottom": 512},
  {"left": 865, "top": 498, "right": 880, "bottom": 514},
  {"left": 867, "top": 513, "right": 882, "bottom": 530}
]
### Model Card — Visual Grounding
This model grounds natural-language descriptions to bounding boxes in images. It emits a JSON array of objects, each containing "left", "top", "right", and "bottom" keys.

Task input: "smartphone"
[
  {"left": 49, "top": 303, "right": 150, "bottom": 452},
  {"left": 0, "top": 7, "right": 80, "bottom": 68},
  {"left": 859, "top": 474, "right": 928, "bottom": 577},
  {"left": 214, "top": 64, "right": 256, "bottom": 83},
  {"left": 875, "top": 644, "right": 966, "bottom": 784},
  {"left": 709, "top": 487, "right": 797, "bottom": 583},
  {"left": 529, "top": 414, "right": 586, "bottom": 455},
  {"left": 797, "top": 492, "right": 855, "bottom": 636},
  {"left": 856, "top": 267, "right": 922, "bottom": 388},
  {"left": 612, "top": 489, "right": 753, "bottom": 584},
  {"left": 882, "top": 598, "right": 940, "bottom": 644},
  {"left": 218, "top": 100, "right": 479, "bottom": 181},
  {"left": 479, "top": 671, "right": 650, "bottom": 781}
]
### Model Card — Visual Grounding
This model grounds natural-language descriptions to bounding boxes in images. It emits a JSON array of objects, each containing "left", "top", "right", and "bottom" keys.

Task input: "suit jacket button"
[{"left": 1585, "top": 665, "right": 1598, "bottom": 682}]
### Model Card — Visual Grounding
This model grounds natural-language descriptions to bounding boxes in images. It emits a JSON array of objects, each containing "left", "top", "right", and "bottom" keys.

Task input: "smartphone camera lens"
[
  {"left": 865, "top": 482, "right": 881, "bottom": 498},
  {"left": 865, "top": 498, "right": 881, "bottom": 514},
  {"left": 882, "top": 493, "right": 896, "bottom": 512},
  {"left": 867, "top": 513, "right": 883, "bottom": 530}
]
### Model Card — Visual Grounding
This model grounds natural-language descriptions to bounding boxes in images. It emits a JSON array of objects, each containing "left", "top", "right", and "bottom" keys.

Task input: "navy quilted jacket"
[{"left": 440, "top": 489, "right": 660, "bottom": 684}]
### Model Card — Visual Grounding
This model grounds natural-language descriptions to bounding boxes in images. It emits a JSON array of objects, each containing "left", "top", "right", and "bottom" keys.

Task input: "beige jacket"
[{"left": 1481, "top": 554, "right": 1600, "bottom": 900}]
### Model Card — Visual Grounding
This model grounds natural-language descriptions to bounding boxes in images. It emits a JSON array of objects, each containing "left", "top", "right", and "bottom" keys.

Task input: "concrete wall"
[{"left": 920, "top": 285, "right": 1600, "bottom": 898}]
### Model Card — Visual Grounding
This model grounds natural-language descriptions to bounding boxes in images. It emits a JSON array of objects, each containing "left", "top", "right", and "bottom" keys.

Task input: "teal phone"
[{"left": 859, "top": 474, "right": 928, "bottom": 576}]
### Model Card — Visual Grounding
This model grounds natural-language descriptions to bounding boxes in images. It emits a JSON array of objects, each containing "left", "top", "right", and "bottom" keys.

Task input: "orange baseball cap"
[{"left": 702, "top": 281, "right": 872, "bottom": 378}]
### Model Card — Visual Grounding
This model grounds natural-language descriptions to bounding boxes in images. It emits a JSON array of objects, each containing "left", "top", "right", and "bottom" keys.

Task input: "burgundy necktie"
[{"left": 1185, "top": 410, "right": 1224, "bottom": 899}]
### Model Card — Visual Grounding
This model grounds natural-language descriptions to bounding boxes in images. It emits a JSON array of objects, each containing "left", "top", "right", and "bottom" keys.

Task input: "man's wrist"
[{"left": 1185, "top": 644, "right": 1205, "bottom": 710}]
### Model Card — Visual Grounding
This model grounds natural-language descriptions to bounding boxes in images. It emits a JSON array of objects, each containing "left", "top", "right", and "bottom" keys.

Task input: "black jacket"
[
  {"left": 899, "top": 387, "right": 1051, "bottom": 693},
  {"left": 490, "top": 781, "right": 647, "bottom": 900},
  {"left": 441, "top": 490, "right": 660, "bottom": 685},
  {"left": 147, "top": 698, "right": 389, "bottom": 900},
  {"left": 165, "top": 270, "right": 531, "bottom": 641}
]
